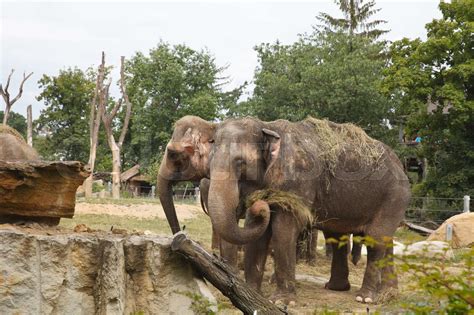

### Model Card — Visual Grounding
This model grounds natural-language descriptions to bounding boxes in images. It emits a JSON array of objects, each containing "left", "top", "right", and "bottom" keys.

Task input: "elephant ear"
[{"left": 262, "top": 128, "right": 281, "bottom": 171}]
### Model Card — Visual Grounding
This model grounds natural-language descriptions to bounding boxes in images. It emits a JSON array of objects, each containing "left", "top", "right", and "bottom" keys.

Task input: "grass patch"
[
  {"left": 60, "top": 212, "right": 214, "bottom": 246},
  {"left": 394, "top": 227, "right": 426, "bottom": 244}
]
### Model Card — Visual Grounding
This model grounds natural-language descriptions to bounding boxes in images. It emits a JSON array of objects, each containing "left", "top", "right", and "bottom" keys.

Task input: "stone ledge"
[{"left": 0, "top": 227, "right": 216, "bottom": 314}]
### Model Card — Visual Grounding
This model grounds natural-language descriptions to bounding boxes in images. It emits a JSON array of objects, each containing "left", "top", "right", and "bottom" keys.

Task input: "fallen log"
[
  {"left": 403, "top": 221, "right": 434, "bottom": 236},
  {"left": 171, "top": 232, "right": 287, "bottom": 315}
]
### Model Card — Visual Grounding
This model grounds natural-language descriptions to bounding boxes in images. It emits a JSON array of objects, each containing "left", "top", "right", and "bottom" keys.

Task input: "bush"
[{"left": 398, "top": 247, "right": 474, "bottom": 314}]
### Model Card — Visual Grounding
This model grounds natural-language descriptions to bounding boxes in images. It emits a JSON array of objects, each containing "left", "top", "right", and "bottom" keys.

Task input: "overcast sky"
[{"left": 1, "top": 0, "right": 441, "bottom": 119}]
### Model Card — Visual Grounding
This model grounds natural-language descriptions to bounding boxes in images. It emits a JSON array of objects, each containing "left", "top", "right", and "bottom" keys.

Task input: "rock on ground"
[
  {"left": 428, "top": 212, "right": 474, "bottom": 248},
  {"left": 0, "top": 226, "right": 216, "bottom": 315}
]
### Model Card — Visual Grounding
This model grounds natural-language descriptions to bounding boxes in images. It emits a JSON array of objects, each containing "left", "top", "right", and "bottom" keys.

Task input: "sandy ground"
[{"left": 74, "top": 201, "right": 203, "bottom": 219}]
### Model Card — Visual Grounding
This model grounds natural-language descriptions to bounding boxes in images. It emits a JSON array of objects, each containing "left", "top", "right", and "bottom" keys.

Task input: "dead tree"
[
  {"left": 100, "top": 55, "right": 132, "bottom": 199},
  {"left": 84, "top": 52, "right": 106, "bottom": 198},
  {"left": 0, "top": 69, "right": 33, "bottom": 125}
]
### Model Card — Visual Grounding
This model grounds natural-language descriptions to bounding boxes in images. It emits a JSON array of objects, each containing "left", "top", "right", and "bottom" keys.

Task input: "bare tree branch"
[
  {"left": 90, "top": 52, "right": 106, "bottom": 139},
  {"left": 9, "top": 72, "right": 34, "bottom": 106},
  {"left": 101, "top": 79, "right": 113, "bottom": 128},
  {"left": 118, "top": 56, "right": 132, "bottom": 148},
  {"left": 2, "top": 69, "right": 15, "bottom": 96},
  {"left": 1, "top": 69, "right": 33, "bottom": 125},
  {"left": 109, "top": 97, "right": 122, "bottom": 120}
]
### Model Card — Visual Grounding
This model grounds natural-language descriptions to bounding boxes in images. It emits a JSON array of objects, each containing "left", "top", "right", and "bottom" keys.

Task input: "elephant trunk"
[
  {"left": 208, "top": 178, "right": 270, "bottom": 245},
  {"left": 157, "top": 160, "right": 181, "bottom": 234}
]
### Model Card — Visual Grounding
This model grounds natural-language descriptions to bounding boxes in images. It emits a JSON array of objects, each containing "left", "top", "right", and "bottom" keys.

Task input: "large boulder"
[
  {"left": 0, "top": 226, "right": 216, "bottom": 314},
  {"left": 428, "top": 212, "right": 474, "bottom": 248},
  {"left": 0, "top": 124, "right": 39, "bottom": 161},
  {"left": 0, "top": 161, "right": 89, "bottom": 222}
]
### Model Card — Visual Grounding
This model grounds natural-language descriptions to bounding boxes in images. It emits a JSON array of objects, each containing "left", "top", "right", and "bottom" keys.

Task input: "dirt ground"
[
  {"left": 75, "top": 200, "right": 203, "bottom": 219},
  {"left": 70, "top": 199, "right": 419, "bottom": 313}
]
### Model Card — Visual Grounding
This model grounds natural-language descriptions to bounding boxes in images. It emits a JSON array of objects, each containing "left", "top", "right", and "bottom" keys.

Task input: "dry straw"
[
  {"left": 246, "top": 189, "right": 313, "bottom": 227},
  {"left": 304, "top": 117, "right": 385, "bottom": 175}
]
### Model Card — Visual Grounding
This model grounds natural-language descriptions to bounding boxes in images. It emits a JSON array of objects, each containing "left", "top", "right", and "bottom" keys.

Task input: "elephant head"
[
  {"left": 157, "top": 116, "right": 216, "bottom": 234},
  {"left": 206, "top": 118, "right": 280, "bottom": 245}
]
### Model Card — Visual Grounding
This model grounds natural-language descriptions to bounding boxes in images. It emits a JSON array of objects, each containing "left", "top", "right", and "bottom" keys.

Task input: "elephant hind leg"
[
  {"left": 377, "top": 243, "right": 398, "bottom": 302},
  {"left": 356, "top": 192, "right": 406, "bottom": 304},
  {"left": 356, "top": 241, "right": 385, "bottom": 303},
  {"left": 356, "top": 225, "right": 400, "bottom": 303},
  {"left": 324, "top": 231, "right": 351, "bottom": 291}
]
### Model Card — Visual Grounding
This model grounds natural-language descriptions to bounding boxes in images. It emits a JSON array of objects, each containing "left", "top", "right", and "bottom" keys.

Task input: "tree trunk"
[
  {"left": 84, "top": 139, "right": 98, "bottom": 198},
  {"left": 171, "top": 232, "right": 288, "bottom": 315},
  {"left": 110, "top": 138, "right": 121, "bottom": 199},
  {"left": 3, "top": 106, "right": 10, "bottom": 125},
  {"left": 27, "top": 105, "right": 32, "bottom": 147}
]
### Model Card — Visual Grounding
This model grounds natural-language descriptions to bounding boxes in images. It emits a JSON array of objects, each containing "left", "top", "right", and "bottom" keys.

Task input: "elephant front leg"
[
  {"left": 269, "top": 210, "right": 300, "bottom": 305},
  {"left": 220, "top": 239, "right": 239, "bottom": 272},
  {"left": 244, "top": 226, "right": 272, "bottom": 291},
  {"left": 324, "top": 232, "right": 351, "bottom": 291}
]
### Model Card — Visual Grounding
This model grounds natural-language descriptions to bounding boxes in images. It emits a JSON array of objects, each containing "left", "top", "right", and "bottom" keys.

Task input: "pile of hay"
[
  {"left": 304, "top": 117, "right": 385, "bottom": 175},
  {"left": 246, "top": 189, "right": 313, "bottom": 227},
  {"left": 0, "top": 124, "right": 27, "bottom": 143}
]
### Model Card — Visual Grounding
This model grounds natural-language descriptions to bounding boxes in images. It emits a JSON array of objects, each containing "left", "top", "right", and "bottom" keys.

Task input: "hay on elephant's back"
[
  {"left": 0, "top": 124, "right": 27, "bottom": 143},
  {"left": 304, "top": 117, "right": 385, "bottom": 174},
  {"left": 246, "top": 189, "right": 313, "bottom": 227}
]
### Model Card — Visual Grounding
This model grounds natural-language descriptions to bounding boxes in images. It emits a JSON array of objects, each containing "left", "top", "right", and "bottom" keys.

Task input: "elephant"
[
  {"left": 157, "top": 116, "right": 243, "bottom": 268},
  {"left": 0, "top": 125, "right": 39, "bottom": 161},
  {"left": 205, "top": 117, "right": 410, "bottom": 304}
]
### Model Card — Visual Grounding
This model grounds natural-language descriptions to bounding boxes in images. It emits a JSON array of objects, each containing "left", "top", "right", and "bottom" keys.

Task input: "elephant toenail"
[
  {"left": 356, "top": 296, "right": 363, "bottom": 302},
  {"left": 289, "top": 301, "right": 296, "bottom": 307},
  {"left": 364, "top": 297, "right": 373, "bottom": 303}
]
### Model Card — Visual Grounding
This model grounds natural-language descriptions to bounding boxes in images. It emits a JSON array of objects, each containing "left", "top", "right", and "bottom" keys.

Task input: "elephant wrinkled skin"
[{"left": 205, "top": 117, "right": 410, "bottom": 304}]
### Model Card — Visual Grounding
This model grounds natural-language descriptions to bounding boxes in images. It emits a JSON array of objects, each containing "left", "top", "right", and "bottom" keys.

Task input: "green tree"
[
  {"left": 125, "top": 42, "right": 226, "bottom": 168},
  {"left": 317, "top": 0, "right": 388, "bottom": 39},
  {"left": 0, "top": 111, "right": 27, "bottom": 137},
  {"left": 240, "top": 31, "right": 394, "bottom": 143},
  {"left": 382, "top": 0, "right": 474, "bottom": 197},
  {"left": 35, "top": 68, "right": 95, "bottom": 161}
]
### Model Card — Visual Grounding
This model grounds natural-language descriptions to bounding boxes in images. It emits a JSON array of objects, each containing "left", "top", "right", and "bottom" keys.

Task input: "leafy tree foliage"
[
  {"left": 35, "top": 68, "right": 95, "bottom": 161},
  {"left": 0, "top": 111, "right": 27, "bottom": 137},
  {"left": 317, "top": 0, "right": 388, "bottom": 39},
  {"left": 124, "top": 42, "right": 226, "bottom": 168},
  {"left": 237, "top": 30, "right": 393, "bottom": 143},
  {"left": 382, "top": 0, "right": 474, "bottom": 197}
]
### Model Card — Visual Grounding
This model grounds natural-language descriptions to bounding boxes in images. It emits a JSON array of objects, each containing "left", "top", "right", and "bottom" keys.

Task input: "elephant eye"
[{"left": 208, "top": 139, "right": 214, "bottom": 143}]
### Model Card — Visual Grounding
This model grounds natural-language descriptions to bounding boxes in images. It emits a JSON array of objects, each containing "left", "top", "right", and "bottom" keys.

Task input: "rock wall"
[{"left": 0, "top": 227, "right": 216, "bottom": 314}]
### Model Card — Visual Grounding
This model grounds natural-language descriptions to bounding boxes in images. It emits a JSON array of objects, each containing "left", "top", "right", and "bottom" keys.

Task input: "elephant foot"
[
  {"left": 355, "top": 288, "right": 377, "bottom": 304},
  {"left": 324, "top": 279, "right": 350, "bottom": 291},
  {"left": 269, "top": 292, "right": 297, "bottom": 306}
]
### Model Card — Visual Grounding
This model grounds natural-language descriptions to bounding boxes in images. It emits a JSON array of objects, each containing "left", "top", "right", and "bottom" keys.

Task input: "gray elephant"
[
  {"left": 205, "top": 117, "right": 410, "bottom": 304},
  {"left": 157, "top": 116, "right": 243, "bottom": 268}
]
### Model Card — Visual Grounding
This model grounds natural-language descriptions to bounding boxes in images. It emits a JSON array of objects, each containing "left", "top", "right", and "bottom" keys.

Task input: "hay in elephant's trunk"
[
  {"left": 0, "top": 124, "right": 27, "bottom": 143},
  {"left": 246, "top": 189, "right": 313, "bottom": 227}
]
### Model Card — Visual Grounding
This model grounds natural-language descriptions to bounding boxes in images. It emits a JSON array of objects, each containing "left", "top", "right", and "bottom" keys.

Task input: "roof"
[{"left": 120, "top": 164, "right": 140, "bottom": 182}]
